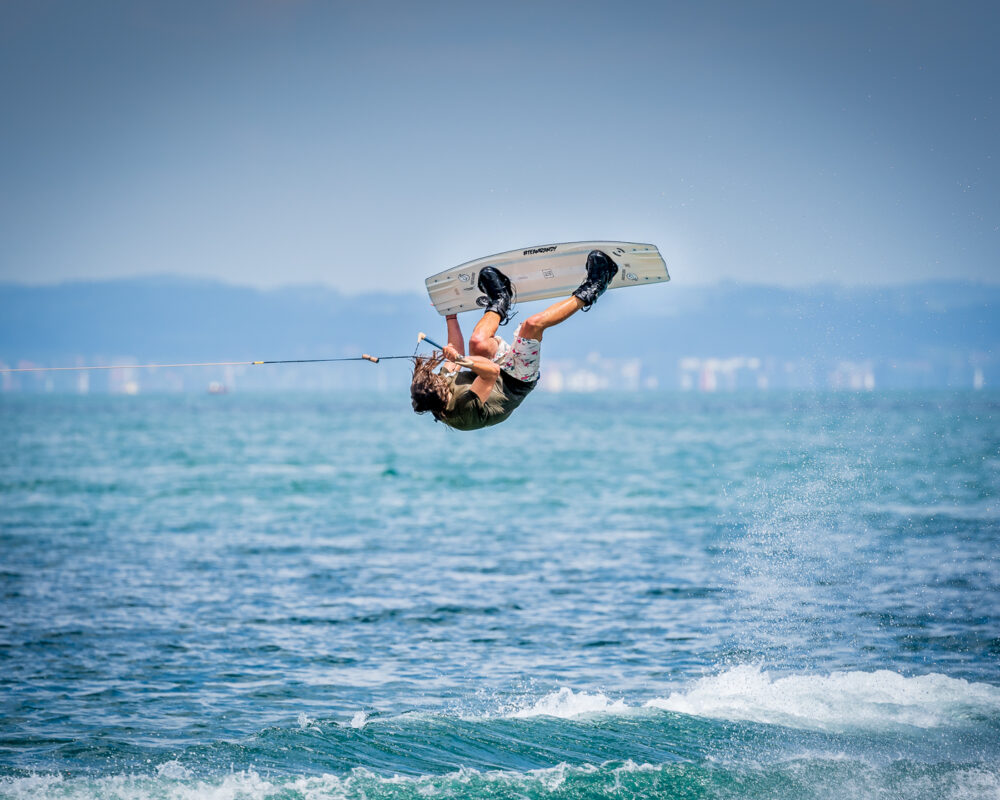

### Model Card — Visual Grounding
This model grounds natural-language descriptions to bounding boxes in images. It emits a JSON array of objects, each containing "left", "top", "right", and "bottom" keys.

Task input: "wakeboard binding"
[
  {"left": 477, "top": 266, "right": 515, "bottom": 325},
  {"left": 572, "top": 250, "right": 619, "bottom": 310}
]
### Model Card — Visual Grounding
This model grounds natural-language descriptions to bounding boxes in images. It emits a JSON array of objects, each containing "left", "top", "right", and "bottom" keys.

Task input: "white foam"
[
  {"left": 0, "top": 768, "right": 278, "bottom": 800},
  {"left": 155, "top": 759, "right": 193, "bottom": 780},
  {"left": 3, "top": 761, "right": 997, "bottom": 800},
  {"left": 483, "top": 668, "right": 1000, "bottom": 731},
  {"left": 507, "top": 687, "right": 629, "bottom": 719},
  {"left": 645, "top": 665, "right": 1000, "bottom": 732},
  {"left": 349, "top": 710, "right": 369, "bottom": 729}
]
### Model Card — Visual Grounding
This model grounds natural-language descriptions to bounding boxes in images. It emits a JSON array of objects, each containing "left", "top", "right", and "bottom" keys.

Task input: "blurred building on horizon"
[{"left": 2, "top": 278, "right": 997, "bottom": 394}]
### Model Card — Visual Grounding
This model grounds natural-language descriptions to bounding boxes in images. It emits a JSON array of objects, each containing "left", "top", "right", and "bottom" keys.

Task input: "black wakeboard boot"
[
  {"left": 572, "top": 250, "right": 619, "bottom": 310},
  {"left": 477, "top": 266, "right": 514, "bottom": 325}
]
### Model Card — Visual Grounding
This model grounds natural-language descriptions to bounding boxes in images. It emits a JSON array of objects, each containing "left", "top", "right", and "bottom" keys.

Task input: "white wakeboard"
[{"left": 425, "top": 241, "right": 669, "bottom": 316}]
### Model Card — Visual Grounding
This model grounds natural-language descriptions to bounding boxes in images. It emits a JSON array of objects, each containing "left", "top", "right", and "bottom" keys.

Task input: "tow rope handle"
[{"left": 417, "top": 332, "right": 474, "bottom": 368}]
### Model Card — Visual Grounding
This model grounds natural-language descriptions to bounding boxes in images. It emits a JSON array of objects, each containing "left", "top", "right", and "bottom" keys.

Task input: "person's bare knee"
[
  {"left": 519, "top": 314, "right": 546, "bottom": 341},
  {"left": 469, "top": 331, "right": 499, "bottom": 358}
]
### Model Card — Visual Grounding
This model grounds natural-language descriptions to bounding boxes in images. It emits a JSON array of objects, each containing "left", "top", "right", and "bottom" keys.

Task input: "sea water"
[{"left": 1, "top": 391, "right": 998, "bottom": 799}]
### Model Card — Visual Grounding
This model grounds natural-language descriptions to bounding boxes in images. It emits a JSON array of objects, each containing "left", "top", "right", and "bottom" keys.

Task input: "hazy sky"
[{"left": 2, "top": 0, "right": 997, "bottom": 291}]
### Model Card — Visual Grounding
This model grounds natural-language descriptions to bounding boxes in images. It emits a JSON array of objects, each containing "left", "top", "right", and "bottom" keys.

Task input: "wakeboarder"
[{"left": 410, "top": 250, "right": 618, "bottom": 430}]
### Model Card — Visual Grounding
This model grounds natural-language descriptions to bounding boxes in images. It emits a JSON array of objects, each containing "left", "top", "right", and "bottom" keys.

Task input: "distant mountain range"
[{"left": 2, "top": 278, "right": 998, "bottom": 392}]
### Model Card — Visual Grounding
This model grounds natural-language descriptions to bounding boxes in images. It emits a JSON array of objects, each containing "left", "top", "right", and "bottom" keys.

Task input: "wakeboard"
[{"left": 425, "top": 241, "right": 669, "bottom": 316}]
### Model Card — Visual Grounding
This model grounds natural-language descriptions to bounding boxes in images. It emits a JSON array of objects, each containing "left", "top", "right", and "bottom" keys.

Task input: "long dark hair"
[{"left": 410, "top": 352, "right": 449, "bottom": 417}]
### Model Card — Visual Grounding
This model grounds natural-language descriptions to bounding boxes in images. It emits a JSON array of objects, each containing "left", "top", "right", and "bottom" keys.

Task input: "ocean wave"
[
  {"left": 645, "top": 665, "right": 1000, "bottom": 732},
  {"left": 2, "top": 759, "right": 998, "bottom": 800},
  {"left": 477, "top": 667, "right": 1000, "bottom": 733},
  {"left": 505, "top": 687, "right": 630, "bottom": 719}
]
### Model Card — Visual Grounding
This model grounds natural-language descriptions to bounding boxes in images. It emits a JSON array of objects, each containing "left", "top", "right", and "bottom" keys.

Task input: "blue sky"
[{"left": 1, "top": 0, "right": 997, "bottom": 291}]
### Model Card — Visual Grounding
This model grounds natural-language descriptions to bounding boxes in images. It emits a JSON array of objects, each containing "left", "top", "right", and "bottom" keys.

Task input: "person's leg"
[
  {"left": 513, "top": 249, "right": 619, "bottom": 341},
  {"left": 517, "top": 296, "right": 585, "bottom": 341},
  {"left": 469, "top": 266, "right": 514, "bottom": 358},
  {"left": 468, "top": 311, "right": 502, "bottom": 358},
  {"left": 477, "top": 250, "right": 617, "bottom": 349}
]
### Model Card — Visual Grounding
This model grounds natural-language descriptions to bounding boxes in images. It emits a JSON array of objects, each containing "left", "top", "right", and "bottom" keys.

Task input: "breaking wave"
[
  {"left": 3, "top": 668, "right": 998, "bottom": 799},
  {"left": 2, "top": 760, "right": 998, "bottom": 800},
  {"left": 487, "top": 666, "right": 1000, "bottom": 733},
  {"left": 644, "top": 665, "right": 1000, "bottom": 732}
]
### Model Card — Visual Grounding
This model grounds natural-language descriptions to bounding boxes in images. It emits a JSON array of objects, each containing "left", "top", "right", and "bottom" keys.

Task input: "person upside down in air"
[{"left": 410, "top": 250, "right": 618, "bottom": 430}]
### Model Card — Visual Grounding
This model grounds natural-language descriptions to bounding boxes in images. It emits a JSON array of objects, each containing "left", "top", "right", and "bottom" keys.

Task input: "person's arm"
[
  {"left": 446, "top": 314, "right": 465, "bottom": 356},
  {"left": 466, "top": 357, "right": 500, "bottom": 403},
  {"left": 442, "top": 314, "right": 465, "bottom": 372},
  {"left": 442, "top": 344, "right": 499, "bottom": 403}
]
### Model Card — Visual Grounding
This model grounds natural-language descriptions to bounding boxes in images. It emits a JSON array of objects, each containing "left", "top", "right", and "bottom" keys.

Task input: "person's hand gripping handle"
[{"left": 417, "top": 332, "right": 474, "bottom": 368}]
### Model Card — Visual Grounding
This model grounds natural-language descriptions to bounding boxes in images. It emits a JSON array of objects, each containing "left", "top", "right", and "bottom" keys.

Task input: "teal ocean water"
[{"left": 2, "top": 391, "right": 998, "bottom": 799}]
